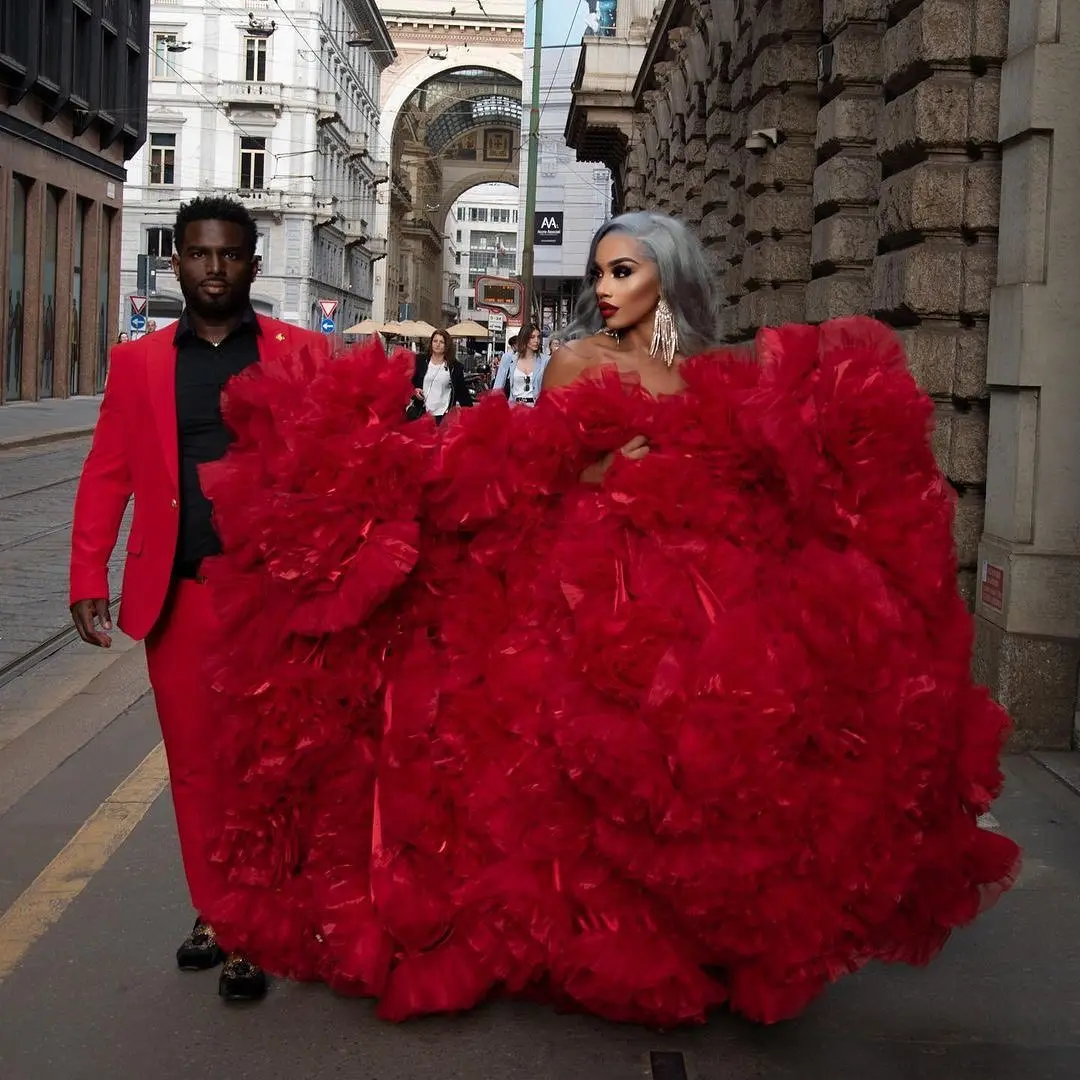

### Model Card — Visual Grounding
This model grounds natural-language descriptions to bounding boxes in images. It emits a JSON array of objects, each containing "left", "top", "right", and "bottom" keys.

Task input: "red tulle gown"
[{"left": 199, "top": 316, "right": 1019, "bottom": 1026}]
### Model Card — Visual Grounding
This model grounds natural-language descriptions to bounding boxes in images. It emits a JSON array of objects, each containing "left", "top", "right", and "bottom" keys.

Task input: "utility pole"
[{"left": 519, "top": 0, "right": 543, "bottom": 327}]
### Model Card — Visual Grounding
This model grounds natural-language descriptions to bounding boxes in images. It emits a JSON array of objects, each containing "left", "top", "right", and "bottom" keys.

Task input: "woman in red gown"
[{"left": 200, "top": 212, "right": 1019, "bottom": 1026}]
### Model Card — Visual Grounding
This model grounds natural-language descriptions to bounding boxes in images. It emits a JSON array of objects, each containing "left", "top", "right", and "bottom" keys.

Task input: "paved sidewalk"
[{"left": 0, "top": 398, "right": 102, "bottom": 450}]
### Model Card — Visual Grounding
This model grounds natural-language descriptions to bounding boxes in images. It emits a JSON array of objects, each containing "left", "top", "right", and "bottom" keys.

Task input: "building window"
[
  {"left": 240, "top": 136, "right": 267, "bottom": 189},
  {"left": 469, "top": 207, "right": 488, "bottom": 222},
  {"left": 39, "top": 0, "right": 64, "bottom": 82},
  {"left": 153, "top": 32, "right": 176, "bottom": 78},
  {"left": 456, "top": 207, "right": 465, "bottom": 221},
  {"left": 244, "top": 37, "right": 267, "bottom": 81},
  {"left": 101, "top": 29, "right": 118, "bottom": 114},
  {"left": 102, "top": 0, "right": 118, "bottom": 25},
  {"left": 149, "top": 133, "right": 176, "bottom": 185},
  {"left": 146, "top": 227, "right": 173, "bottom": 257},
  {"left": 71, "top": 198, "right": 90, "bottom": 395},
  {"left": 40, "top": 187, "right": 61, "bottom": 399},
  {"left": 97, "top": 207, "right": 115, "bottom": 393},
  {"left": 455, "top": 229, "right": 461, "bottom": 242},
  {"left": 5, "top": 176, "right": 30, "bottom": 401},
  {"left": 126, "top": 45, "right": 141, "bottom": 123},
  {"left": 0, "top": 3, "right": 32, "bottom": 60},
  {"left": 72, "top": 7, "right": 93, "bottom": 100}
]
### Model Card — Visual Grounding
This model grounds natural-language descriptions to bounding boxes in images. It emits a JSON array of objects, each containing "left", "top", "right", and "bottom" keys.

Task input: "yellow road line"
[{"left": 0, "top": 741, "right": 169, "bottom": 981}]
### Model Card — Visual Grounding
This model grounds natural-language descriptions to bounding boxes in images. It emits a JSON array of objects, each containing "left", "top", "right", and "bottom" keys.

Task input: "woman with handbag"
[
  {"left": 409, "top": 328, "right": 473, "bottom": 423},
  {"left": 492, "top": 322, "right": 549, "bottom": 406}
]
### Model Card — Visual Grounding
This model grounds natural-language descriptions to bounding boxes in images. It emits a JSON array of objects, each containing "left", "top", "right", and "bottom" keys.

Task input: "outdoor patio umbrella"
[
  {"left": 343, "top": 318, "right": 389, "bottom": 335},
  {"left": 396, "top": 319, "right": 438, "bottom": 338},
  {"left": 446, "top": 320, "right": 491, "bottom": 338}
]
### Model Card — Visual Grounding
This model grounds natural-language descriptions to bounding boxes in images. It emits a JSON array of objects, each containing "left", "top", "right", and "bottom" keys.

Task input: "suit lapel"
[{"left": 145, "top": 333, "right": 179, "bottom": 489}]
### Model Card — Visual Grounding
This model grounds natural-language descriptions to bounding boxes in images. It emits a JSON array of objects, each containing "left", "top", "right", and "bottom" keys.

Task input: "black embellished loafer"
[
  {"left": 176, "top": 918, "right": 225, "bottom": 971},
  {"left": 218, "top": 954, "right": 268, "bottom": 1002}
]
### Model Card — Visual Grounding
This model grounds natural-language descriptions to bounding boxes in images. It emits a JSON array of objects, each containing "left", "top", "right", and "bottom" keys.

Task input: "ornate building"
[
  {"left": 375, "top": 2, "right": 525, "bottom": 324},
  {"left": 568, "top": 0, "right": 1080, "bottom": 748},
  {"left": 122, "top": 0, "right": 394, "bottom": 333}
]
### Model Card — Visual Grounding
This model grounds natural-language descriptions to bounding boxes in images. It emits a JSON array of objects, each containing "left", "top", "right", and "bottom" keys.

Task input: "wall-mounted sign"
[
  {"left": 534, "top": 212, "right": 564, "bottom": 246},
  {"left": 980, "top": 562, "right": 1004, "bottom": 612}
]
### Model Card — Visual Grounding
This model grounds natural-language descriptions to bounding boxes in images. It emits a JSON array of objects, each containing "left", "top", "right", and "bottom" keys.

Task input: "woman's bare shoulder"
[{"left": 543, "top": 335, "right": 617, "bottom": 390}]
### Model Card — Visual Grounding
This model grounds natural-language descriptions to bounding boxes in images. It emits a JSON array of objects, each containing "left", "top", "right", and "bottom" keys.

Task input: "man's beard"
[{"left": 179, "top": 276, "right": 251, "bottom": 321}]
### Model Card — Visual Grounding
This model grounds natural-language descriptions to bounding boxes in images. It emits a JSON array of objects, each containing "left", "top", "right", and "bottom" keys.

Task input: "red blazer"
[{"left": 70, "top": 315, "right": 332, "bottom": 641}]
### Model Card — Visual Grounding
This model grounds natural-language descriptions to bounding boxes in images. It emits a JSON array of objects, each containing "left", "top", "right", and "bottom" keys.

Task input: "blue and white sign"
[
  {"left": 130, "top": 313, "right": 146, "bottom": 332},
  {"left": 320, "top": 317, "right": 336, "bottom": 334}
]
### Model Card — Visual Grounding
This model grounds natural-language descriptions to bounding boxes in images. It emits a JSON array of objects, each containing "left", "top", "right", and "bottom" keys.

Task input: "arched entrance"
[{"left": 378, "top": 61, "right": 523, "bottom": 323}]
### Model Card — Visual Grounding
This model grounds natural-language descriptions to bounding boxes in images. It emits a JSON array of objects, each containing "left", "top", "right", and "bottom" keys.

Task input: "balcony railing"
[
  {"left": 220, "top": 80, "right": 284, "bottom": 113},
  {"left": 232, "top": 188, "right": 287, "bottom": 212}
]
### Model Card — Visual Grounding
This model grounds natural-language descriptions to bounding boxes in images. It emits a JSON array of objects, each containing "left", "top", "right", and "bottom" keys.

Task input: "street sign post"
[
  {"left": 130, "top": 297, "right": 148, "bottom": 335},
  {"left": 318, "top": 300, "right": 339, "bottom": 335}
]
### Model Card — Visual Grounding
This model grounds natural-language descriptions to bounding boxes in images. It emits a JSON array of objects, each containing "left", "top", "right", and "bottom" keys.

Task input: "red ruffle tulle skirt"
[{"left": 199, "top": 317, "right": 1019, "bottom": 1027}]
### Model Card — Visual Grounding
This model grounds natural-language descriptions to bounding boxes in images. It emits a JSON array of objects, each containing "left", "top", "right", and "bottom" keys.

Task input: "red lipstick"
[{"left": 598, "top": 302, "right": 617, "bottom": 318}]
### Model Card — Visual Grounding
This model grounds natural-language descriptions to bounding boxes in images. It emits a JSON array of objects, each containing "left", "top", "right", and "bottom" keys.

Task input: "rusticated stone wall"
[
  {"left": 615, "top": 0, "right": 1008, "bottom": 607},
  {"left": 576, "top": 0, "right": 1080, "bottom": 747}
]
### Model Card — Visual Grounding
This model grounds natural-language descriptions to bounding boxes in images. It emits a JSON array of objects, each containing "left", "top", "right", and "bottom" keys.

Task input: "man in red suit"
[{"left": 69, "top": 196, "right": 332, "bottom": 1002}]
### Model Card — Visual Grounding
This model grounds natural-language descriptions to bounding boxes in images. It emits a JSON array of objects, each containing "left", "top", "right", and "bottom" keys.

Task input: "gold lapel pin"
[{"left": 275, "top": 332, "right": 286, "bottom": 342}]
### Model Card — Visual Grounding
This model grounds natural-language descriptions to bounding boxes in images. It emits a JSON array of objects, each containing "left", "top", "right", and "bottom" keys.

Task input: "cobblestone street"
[{"left": 0, "top": 438, "right": 130, "bottom": 674}]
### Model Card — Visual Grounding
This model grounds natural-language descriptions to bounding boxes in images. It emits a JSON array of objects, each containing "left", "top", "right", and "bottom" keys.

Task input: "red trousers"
[{"left": 144, "top": 579, "right": 224, "bottom": 917}]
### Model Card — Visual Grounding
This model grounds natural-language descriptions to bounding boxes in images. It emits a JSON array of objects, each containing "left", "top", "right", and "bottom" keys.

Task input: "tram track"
[
  {"left": 0, "top": 593, "right": 123, "bottom": 692},
  {"left": 0, "top": 520, "right": 73, "bottom": 554},
  {"left": 0, "top": 475, "right": 81, "bottom": 502}
]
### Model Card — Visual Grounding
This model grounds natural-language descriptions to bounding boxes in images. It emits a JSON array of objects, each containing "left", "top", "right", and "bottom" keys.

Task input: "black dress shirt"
[{"left": 173, "top": 306, "right": 261, "bottom": 575}]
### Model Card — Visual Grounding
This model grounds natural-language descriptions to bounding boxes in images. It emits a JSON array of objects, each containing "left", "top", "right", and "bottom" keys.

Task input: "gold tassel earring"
[{"left": 650, "top": 296, "right": 679, "bottom": 367}]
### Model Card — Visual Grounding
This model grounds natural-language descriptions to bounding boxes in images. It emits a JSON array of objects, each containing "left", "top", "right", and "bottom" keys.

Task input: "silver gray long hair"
[{"left": 556, "top": 211, "right": 720, "bottom": 354}]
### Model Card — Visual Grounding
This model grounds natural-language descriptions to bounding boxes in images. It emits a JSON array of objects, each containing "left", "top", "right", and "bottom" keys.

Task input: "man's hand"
[
  {"left": 70, "top": 598, "right": 113, "bottom": 648},
  {"left": 580, "top": 435, "right": 650, "bottom": 485}
]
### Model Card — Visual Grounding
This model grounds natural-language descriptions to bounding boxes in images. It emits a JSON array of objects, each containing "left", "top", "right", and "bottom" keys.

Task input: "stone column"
[
  {"left": 977, "top": 0, "right": 1080, "bottom": 748},
  {"left": 873, "top": 0, "right": 1007, "bottom": 608},
  {"left": 809, "top": 1, "right": 886, "bottom": 321},
  {"left": 728, "top": 0, "right": 822, "bottom": 340}
]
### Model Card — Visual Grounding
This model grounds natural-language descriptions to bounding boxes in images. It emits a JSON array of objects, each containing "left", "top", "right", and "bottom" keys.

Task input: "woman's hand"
[
  {"left": 580, "top": 435, "right": 649, "bottom": 484},
  {"left": 412, "top": 388, "right": 425, "bottom": 402}
]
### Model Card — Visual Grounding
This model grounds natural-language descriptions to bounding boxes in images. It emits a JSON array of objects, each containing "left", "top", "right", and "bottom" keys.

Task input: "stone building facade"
[{"left": 568, "top": 0, "right": 1080, "bottom": 748}]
